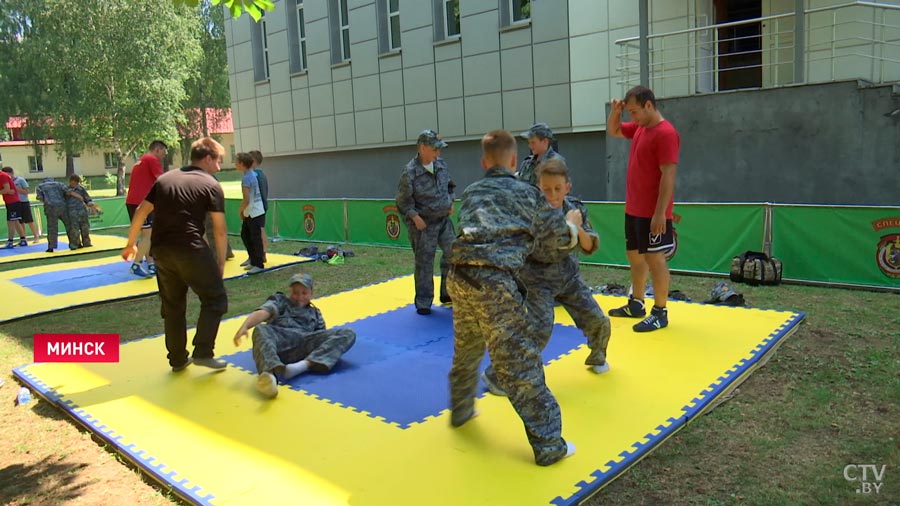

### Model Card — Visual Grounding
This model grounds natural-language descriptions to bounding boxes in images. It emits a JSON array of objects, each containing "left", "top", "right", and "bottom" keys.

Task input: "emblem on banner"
[
  {"left": 303, "top": 204, "right": 316, "bottom": 236},
  {"left": 875, "top": 234, "right": 900, "bottom": 279},
  {"left": 872, "top": 217, "right": 900, "bottom": 279},
  {"left": 384, "top": 205, "right": 401, "bottom": 241}
]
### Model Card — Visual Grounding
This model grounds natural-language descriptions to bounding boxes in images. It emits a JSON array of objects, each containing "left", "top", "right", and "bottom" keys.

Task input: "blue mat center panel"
[
  {"left": 221, "top": 304, "right": 588, "bottom": 428},
  {"left": 12, "top": 262, "right": 150, "bottom": 295}
]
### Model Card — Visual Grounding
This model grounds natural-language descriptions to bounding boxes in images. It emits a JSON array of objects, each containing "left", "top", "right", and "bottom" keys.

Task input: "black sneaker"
[
  {"left": 416, "top": 307, "right": 432, "bottom": 315},
  {"left": 172, "top": 357, "right": 193, "bottom": 372},
  {"left": 439, "top": 295, "right": 452, "bottom": 306},
  {"left": 608, "top": 296, "right": 646, "bottom": 318},
  {"left": 633, "top": 306, "right": 668, "bottom": 332}
]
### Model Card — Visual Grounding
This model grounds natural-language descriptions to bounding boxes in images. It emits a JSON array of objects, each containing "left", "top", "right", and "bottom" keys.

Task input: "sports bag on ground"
[{"left": 730, "top": 251, "right": 783, "bottom": 286}]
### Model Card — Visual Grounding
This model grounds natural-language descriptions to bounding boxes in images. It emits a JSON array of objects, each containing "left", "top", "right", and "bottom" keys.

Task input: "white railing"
[{"left": 615, "top": 1, "right": 900, "bottom": 98}]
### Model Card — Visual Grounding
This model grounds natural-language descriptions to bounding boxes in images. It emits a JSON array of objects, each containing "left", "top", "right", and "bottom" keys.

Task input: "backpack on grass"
[{"left": 730, "top": 251, "right": 783, "bottom": 286}]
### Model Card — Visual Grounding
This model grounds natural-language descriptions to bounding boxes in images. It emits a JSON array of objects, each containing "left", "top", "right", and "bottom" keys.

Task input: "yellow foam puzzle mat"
[
  {"left": 0, "top": 234, "right": 123, "bottom": 265},
  {"left": 12, "top": 275, "right": 805, "bottom": 505},
  {"left": 0, "top": 251, "right": 313, "bottom": 322}
]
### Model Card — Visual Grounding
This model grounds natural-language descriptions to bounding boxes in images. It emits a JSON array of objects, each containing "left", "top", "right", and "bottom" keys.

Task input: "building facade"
[{"left": 225, "top": 0, "right": 900, "bottom": 202}]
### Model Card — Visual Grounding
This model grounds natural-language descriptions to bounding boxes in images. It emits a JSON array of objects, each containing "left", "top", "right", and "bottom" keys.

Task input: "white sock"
[
  {"left": 565, "top": 441, "right": 577, "bottom": 457},
  {"left": 283, "top": 360, "right": 310, "bottom": 379}
]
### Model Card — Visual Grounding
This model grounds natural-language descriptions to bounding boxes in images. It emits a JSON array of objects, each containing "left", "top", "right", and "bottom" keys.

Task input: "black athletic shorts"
[
  {"left": 126, "top": 203, "right": 154, "bottom": 229},
  {"left": 5, "top": 202, "right": 22, "bottom": 222},
  {"left": 17, "top": 201, "right": 34, "bottom": 223},
  {"left": 624, "top": 213, "right": 675, "bottom": 254}
]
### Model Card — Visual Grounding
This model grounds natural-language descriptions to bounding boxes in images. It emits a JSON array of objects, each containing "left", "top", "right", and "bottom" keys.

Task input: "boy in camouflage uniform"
[
  {"left": 483, "top": 159, "right": 613, "bottom": 397},
  {"left": 233, "top": 273, "right": 356, "bottom": 399},
  {"left": 447, "top": 129, "right": 583, "bottom": 466},
  {"left": 516, "top": 122, "right": 565, "bottom": 186},
  {"left": 65, "top": 175, "right": 94, "bottom": 249},
  {"left": 36, "top": 177, "right": 71, "bottom": 253},
  {"left": 396, "top": 129, "right": 456, "bottom": 315}
]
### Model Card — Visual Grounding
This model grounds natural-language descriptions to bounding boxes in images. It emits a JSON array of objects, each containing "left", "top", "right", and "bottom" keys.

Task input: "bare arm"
[
  {"left": 209, "top": 211, "right": 228, "bottom": 276},
  {"left": 607, "top": 99, "right": 626, "bottom": 138},
  {"left": 233, "top": 308, "right": 274, "bottom": 346},
  {"left": 651, "top": 163, "right": 677, "bottom": 235},
  {"left": 239, "top": 185, "right": 249, "bottom": 218}
]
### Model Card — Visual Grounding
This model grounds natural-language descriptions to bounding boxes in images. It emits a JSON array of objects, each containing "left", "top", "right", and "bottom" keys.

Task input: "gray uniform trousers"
[
  {"left": 447, "top": 265, "right": 568, "bottom": 466},
  {"left": 66, "top": 206, "right": 90, "bottom": 247},
  {"left": 43, "top": 205, "right": 70, "bottom": 249},
  {"left": 406, "top": 215, "right": 455, "bottom": 310},
  {"left": 252, "top": 325, "right": 356, "bottom": 375}
]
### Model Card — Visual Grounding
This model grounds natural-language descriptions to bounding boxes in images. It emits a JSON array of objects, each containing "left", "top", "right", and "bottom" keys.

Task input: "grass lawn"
[{"left": 0, "top": 228, "right": 897, "bottom": 505}]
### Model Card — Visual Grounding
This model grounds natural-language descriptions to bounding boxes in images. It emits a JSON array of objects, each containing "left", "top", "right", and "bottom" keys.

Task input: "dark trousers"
[
  {"left": 240, "top": 215, "right": 265, "bottom": 268},
  {"left": 43, "top": 205, "right": 70, "bottom": 249},
  {"left": 152, "top": 246, "right": 228, "bottom": 367}
]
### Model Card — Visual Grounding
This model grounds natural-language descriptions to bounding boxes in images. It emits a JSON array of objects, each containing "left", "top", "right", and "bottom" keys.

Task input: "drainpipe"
[
  {"left": 640, "top": 0, "right": 649, "bottom": 87},
  {"left": 794, "top": 0, "right": 805, "bottom": 83}
]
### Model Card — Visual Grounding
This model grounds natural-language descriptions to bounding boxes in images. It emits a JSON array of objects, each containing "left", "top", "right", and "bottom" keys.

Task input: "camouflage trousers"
[
  {"left": 66, "top": 207, "right": 90, "bottom": 248},
  {"left": 524, "top": 263, "right": 611, "bottom": 365},
  {"left": 252, "top": 325, "right": 356, "bottom": 375},
  {"left": 447, "top": 265, "right": 569, "bottom": 466},
  {"left": 406, "top": 216, "right": 454, "bottom": 310},
  {"left": 43, "top": 205, "right": 70, "bottom": 250}
]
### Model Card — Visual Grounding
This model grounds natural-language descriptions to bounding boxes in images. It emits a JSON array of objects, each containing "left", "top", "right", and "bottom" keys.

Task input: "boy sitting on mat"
[
  {"left": 233, "top": 273, "right": 356, "bottom": 399},
  {"left": 447, "top": 129, "right": 582, "bottom": 466},
  {"left": 481, "top": 158, "right": 613, "bottom": 397}
]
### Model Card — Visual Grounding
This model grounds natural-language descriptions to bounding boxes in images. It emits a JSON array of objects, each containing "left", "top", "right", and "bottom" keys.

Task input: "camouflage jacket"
[
  {"left": 516, "top": 148, "right": 565, "bottom": 186},
  {"left": 449, "top": 166, "right": 576, "bottom": 271},
  {"left": 396, "top": 156, "right": 455, "bottom": 222},
  {"left": 524, "top": 196, "right": 599, "bottom": 281},
  {"left": 65, "top": 184, "right": 92, "bottom": 212},
  {"left": 259, "top": 292, "right": 326, "bottom": 334},
  {"left": 36, "top": 180, "right": 68, "bottom": 208}
]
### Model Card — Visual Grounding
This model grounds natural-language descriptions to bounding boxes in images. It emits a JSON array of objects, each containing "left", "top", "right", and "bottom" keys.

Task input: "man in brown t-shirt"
[{"left": 122, "top": 137, "right": 230, "bottom": 372}]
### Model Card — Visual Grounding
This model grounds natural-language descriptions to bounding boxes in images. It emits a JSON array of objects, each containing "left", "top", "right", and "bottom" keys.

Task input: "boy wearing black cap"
[{"left": 517, "top": 122, "right": 565, "bottom": 186}]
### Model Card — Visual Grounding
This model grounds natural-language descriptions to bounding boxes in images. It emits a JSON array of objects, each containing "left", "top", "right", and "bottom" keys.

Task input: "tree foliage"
[
  {"left": 1, "top": 0, "right": 202, "bottom": 194},
  {"left": 176, "top": 0, "right": 274, "bottom": 22}
]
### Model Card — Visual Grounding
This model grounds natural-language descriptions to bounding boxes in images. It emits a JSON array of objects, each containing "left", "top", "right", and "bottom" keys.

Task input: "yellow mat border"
[{"left": 11, "top": 277, "right": 806, "bottom": 506}]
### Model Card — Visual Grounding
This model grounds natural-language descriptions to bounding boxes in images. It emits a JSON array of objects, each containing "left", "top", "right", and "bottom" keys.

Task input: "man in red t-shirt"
[
  {"left": 125, "top": 140, "right": 167, "bottom": 277},
  {"left": 1, "top": 168, "right": 26, "bottom": 248},
  {"left": 606, "top": 85, "right": 680, "bottom": 332}
]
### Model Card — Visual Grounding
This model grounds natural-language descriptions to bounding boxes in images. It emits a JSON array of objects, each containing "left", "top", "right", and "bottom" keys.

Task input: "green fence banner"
[
  {"left": 773, "top": 205, "right": 900, "bottom": 288},
  {"left": 275, "top": 199, "right": 345, "bottom": 243},
  {"left": 346, "top": 200, "right": 409, "bottom": 247},
  {"left": 86, "top": 197, "right": 130, "bottom": 230},
  {"left": 580, "top": 203, "right": 764, "bottom": 274},
  {"left": 224, "top": 198, "right": 242, "bottom": 235}
]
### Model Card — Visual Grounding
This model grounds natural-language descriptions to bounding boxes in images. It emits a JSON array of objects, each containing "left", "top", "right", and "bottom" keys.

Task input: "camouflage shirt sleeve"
[
  {"left": 396, "top": 162, "right": 418, "bottom": 219},
  {"left": 565, "top": 196, "right": 599, "bottom": 255},
  {"left": 529, "top": 189, "right": 578, "bottom": 262},
  {"left": 258, "top": 293, "right": 287, "bottom": 322},
  {"left": 314, "top": 306, "right": 326, "bottom": 331}
]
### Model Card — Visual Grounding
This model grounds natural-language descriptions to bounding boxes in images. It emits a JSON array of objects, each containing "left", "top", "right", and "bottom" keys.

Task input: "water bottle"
[{"left": 16, "top": 386, "right": 32, "bottom": 406}]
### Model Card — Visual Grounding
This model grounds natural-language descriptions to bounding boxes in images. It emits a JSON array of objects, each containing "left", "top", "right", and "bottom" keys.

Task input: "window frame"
[
  {"left": 444, "top": 0, "right": 460, "bottom": 39},
  {"left": 297, "top": 1, "right": 308, "bottom": 71},
  {"left": 261, "top": 13, "right": 271, "bottom": 79},
  {"left": 338, "top": 0, "right": 351, "bottom": 62},
  {"left": 387, "top": 0, "right": 401, "bottom": 51},
  {"left": 509, "top": 0, "right": 530, "bottom": 24},
  {"left": 28, "top": 155, "right": 43, "bottom": 173}
]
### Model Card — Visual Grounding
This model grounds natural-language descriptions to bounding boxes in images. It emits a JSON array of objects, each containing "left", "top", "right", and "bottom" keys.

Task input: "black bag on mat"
[{"left": 730, "top": 251, "right": 783, "bottom": 286}]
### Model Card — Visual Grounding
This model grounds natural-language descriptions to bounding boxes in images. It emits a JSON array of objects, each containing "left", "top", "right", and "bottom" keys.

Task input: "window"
[
  {"left": 388, "top": 0, "right": 400, "bottom": 50},
  {"left": 261, "top": 13, "right": 271, "bottom": 79},
  {"left": 28, "top": 155, "right": 43, "bottom": 173},
  {"left": 511, "top": 0, "right": 530, "bottom": 22},
  {"left": 251, "top": 13, "right": 270, "bottom": 81},
  {"left": 297, "top": 2, "right": 307, "bottom": 71},
  {"left": 433, "top": 0, "right": 459, "bottom": 42},
  {"left": 287, "top": 0, "right": 308, "bottom": 73},
  {"left": 377, "top": 0, "right": 402, "bottom": 53},
  {"left": 329, "top": 0, "right": 351, "bottom": 63},
  {"left": 104, "top": 152, "right": 120, "bottom": 170},
  {"left": 500, "top": 0, "right": 530, "bottom": 28}
]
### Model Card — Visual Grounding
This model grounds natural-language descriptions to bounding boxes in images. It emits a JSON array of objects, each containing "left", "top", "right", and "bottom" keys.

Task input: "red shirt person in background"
[
  {"left": 0, "top": 168, "right": 26, "bottom": 248},
  {"left": 606, "top": 85, "right": 680, "bottom": 333},
  {"left": 125, "top": 140, "right": 167, "bottom": 277}
]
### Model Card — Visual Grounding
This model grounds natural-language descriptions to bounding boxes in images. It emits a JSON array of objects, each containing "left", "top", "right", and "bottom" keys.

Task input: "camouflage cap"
[
  {"left": 289, "top": 273, "right": 314, "bottom": 290},
  {"left": 417, "top": 129, "right": 448, "bottom": 149},
  {"left": 521, "top": 122, "right": 554, "bottom": 140}
]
